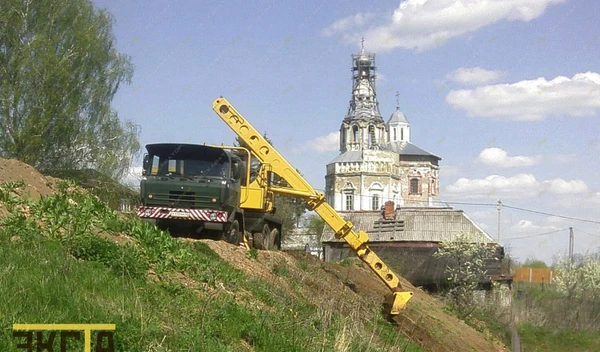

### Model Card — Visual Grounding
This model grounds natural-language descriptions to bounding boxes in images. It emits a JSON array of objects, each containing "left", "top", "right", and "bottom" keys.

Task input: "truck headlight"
[{"left": 148, "top": 194, "right": 153, "bottom": 199}]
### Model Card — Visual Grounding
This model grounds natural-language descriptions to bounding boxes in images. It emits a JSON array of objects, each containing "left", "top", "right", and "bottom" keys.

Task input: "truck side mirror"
[
  {"left": 142, "top": 154, "right": 149, "bottom": 172},
  {"left": 232, "top": 163, "right": 241, "bottom": 180}
]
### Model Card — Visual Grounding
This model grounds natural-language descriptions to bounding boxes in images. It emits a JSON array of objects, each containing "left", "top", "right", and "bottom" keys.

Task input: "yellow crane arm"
[{"left": 212, "top": 97, "right": 413, "bottom": 314}]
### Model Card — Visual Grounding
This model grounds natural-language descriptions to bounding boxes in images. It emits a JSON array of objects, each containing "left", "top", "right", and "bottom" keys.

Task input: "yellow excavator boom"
[{"left": 212, "top": 97, "right": 413, "bottom": 314}]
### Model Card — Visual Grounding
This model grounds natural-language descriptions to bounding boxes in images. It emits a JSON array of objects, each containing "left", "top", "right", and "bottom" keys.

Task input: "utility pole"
[
  {"left": 569, "top": 227, "right": 574, "bottom": 266},
  {"left": 497, "top": 200, "right": 502, "bottom": 243}
]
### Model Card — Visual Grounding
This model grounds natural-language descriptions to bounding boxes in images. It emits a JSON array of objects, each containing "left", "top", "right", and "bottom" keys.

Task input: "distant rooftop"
[
  {"left": 382, "top": 141, "right": 442, "bottom": 160},
  {"left": 322, "top": 208, "right": 494, "bottom": 244}
]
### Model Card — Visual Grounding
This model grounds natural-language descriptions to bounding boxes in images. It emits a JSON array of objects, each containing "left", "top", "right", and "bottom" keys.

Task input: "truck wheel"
[
  {"left": 268, "top": 228, "right": 279, "bottom": 250},
  {"left": 223, "top": 220, "right": 241, "bottom": 245},
  {"left": 254, "top": 224, "right": 277, "bottom": 250}
]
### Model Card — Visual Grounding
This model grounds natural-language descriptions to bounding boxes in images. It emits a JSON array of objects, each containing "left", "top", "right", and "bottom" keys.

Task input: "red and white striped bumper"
[{"left": 137, "top": 206, "right": 228, "bottom": 222}]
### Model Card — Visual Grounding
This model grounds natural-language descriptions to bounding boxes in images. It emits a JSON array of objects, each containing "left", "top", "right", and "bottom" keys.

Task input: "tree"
[
  {"left": 433, "top": 232, "right": 498, "bottom": 316},
  {"left": 523, "top": 259, "right": 549, "bottom": 269},
  {"left": 306, "top": 214, "right": 326, "bottom": 242},
  {"left": 555, "top": 255, "right": 600, "bottom": 301},
  {"left": 0, "top": 0, "right": 139, "bottom": 180}
]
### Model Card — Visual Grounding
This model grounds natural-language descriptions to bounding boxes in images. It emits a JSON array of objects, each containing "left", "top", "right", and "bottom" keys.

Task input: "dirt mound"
[
  {"left": 200, "top": 240, "right": 374, "bottom": 313},
  {"left": 0, "top": 157, "right": 58, "bottom": 200},
  {"left": 328, "top": 258, "right": 507, "bottom": 352},
  {"left": 203, "top": 241, "right": 507, "bottom": 352}
]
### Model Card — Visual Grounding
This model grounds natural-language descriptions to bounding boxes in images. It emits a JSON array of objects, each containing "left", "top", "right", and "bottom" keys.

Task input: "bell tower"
[{"left": 339, "top": 44, "right": 387, "bottom": 153}]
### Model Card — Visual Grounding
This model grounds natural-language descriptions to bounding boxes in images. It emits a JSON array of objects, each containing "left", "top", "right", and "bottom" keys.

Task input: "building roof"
[
  {"left": 321, "top": 208, "right": 495, "bottom": 244},
  {"left": 382, "top": 141, "right": 442, "bottom": 160},
  {"left": 387, "top": 108, "right": 409, "bottom": 124},
  {"left": 328, "top": 150, "right": 362, "bottom": 163}
]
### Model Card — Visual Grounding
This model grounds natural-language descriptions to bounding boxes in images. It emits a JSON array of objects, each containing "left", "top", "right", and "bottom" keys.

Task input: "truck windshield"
[{"left": 148, "top": 155, "right": 229, "bottom": 178}]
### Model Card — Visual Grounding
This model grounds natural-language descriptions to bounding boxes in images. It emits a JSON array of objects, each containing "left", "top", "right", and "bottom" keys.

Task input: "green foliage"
[
  {"left": 519, "top": 323, "right": 600, "bottom": 352},
  {"left": 246, "top": 247, "right": 259, "bottom": 260},
  {"left": 510, "top": 280, "right": 600, "bottom": 351},
  {"left": 274, "top": 193, "right": 306, "bottom": 233},
  {"left": 339, "top": 258, "right": 354, "bottom": 267},
  {"left": 47, "top": 168, "right": 140, "bottom": 210},
  {"left": 272, "top": 260, "right": 290, "bottom": 277},
  {"left": 523, "top": 259, "right": 549, "bottom": 269},
  {"left": 306, "top": 214, "right": 326, "bottom": 241},
  {"left": 0, "top": 0, "right": 140, "bottom": 180},
  {"left": 554, "top": 255, "right": 600, "bottom": 301},
  {"left": 433, "top": 232, "right": 498, "bottom": 316}
]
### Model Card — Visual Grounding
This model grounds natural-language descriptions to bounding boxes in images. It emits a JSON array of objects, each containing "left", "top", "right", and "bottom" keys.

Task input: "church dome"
[{"left": 388, "top": 108, "right": 409, "bottom": 124}]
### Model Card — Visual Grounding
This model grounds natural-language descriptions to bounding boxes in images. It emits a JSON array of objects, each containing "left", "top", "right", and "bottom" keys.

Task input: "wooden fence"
[{"left": 513, "top": 267, "right": 555, "bottom": 284}]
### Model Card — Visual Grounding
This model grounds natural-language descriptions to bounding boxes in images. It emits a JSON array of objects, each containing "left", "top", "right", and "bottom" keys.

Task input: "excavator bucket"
[{"left": 390, "top": 291, "right": 414, "bottom": 315}]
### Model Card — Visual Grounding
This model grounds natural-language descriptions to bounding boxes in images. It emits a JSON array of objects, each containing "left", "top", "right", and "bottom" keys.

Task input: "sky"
[{"left": 93, "top": 0, "right": 600, "bottom": 265}]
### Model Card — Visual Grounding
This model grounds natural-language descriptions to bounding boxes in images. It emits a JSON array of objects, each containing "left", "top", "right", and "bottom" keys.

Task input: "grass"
[
  {"left": 0, "top": 180, "right": 421, "bottom": 351},
  {"left": 512, "top": 282, "right": 600, "bottom": 352},
  {"left": 519, "top": 324, "right": 600, "bottom": 352},
  {"left": 443, "top": 280, "right": 600, "bottom": 352}
]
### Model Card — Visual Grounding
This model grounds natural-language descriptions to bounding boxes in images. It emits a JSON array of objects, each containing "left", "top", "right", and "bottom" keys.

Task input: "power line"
[
  {"left": 331, "top": 194, "right": 600, "bottom": 225},
  {"left": 573, "top": 227, "right": 600, "bottom": 239},
  {"left": 502, "top": 204, "right": 600, "bottom": 225},
  {"left": 440, "top": 200, "right": 497, "bottom": 207},
  {"left": 503, "top": 228, "right": 567, "bottom": 241}
]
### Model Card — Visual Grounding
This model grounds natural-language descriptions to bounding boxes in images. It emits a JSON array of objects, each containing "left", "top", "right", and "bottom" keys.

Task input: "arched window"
[
  {"left": 352, "top": 125, "right": 359, "bottom": 142},
  {"left": 393, "top": 128, "right": 397, "bottom": 141},
  {"left": 371, "top": 194, "right": 379, "bottom": 211},
  {"left": 401, "top": 128, "right": 404, "bottom": 141},
  {"left": 410, "top": 178, "right": 419, "bottom": 194},
  {"left": 368, "top": 125, "right": 375, "bottom": 145}
]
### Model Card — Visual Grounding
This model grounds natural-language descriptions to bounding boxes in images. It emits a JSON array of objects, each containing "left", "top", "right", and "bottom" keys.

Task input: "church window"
[
  {"left": 352, "top": 125, "right": 359, "bottom": 142},
  {"left": 345, "top": 193, "right": 354, "bottom": 210},
  {"left": 401, "top": 128, "right": 404, "bottom": 141},
  {"left": 393, "top": 128, "right": 397, "bottom": 141},
  {"left": 368, "top": 125, "right": 376, "bottom": 145},
  {"left": 410, "top": 178, "right": 419, "bottom": 194},
  {"left": 372, "top": 194, "right": 379, "bottom": 211}
]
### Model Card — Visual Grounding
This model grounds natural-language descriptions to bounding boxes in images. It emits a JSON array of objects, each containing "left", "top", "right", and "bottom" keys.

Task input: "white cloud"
[
  {"left": 513, "top": 219, "right": 560, "bottom": 232},
  {"left": 322, "top": 13, "right": 375, "bottom": 37},
  {"left": 323, "top": 0, "right": 565, "bottom": 52},
  {"left": 588, "top": 192, "right": 600, "bottom": 204},
  {"left": 476, "top": 147, "right": 539, "bottom": 168},
  {"left": 444, "top": 174, "right": 588, "bottom": 199},
  {"left": 541, "top": 179, "right": 588, "bottom": 194},
  {"left": 298, "top": 132, "right": 339, "bottom": 152},
  {"left": 446, "top": 72, "right": 600, "bottom": 120},
  {"left": 446, "top": 67, "right": 503, "bottom": 85}
]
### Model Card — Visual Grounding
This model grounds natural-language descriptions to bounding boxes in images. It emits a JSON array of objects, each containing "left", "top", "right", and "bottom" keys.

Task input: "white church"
[{"left": 325, "top": 48, "right": 441, "bottom": 211}]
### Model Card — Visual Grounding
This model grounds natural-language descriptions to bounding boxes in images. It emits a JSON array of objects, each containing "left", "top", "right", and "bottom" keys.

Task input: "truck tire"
[
  {"left": 253, "top": 224, "right": 278, "bottom": 250},
  {"left": 223, "top": 220, "right": 241, "bottom": 245},
  {"left": 268, "top": 228, "right": 279, "bottom": 250}
]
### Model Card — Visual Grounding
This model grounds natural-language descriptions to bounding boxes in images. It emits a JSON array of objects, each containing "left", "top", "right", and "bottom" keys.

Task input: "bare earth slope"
[
  {"left": 204, "top": 241, "right": 507, "bottom": 352},
  {"left": 0, "top": 158, "right": 58, "bottom": 200}
]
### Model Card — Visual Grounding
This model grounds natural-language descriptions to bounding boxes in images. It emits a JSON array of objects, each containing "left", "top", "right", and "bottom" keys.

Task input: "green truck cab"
[
  {"left": 137, "top": 143, "right": 283, "bottom": 249},
  {"left": 137, "top": 143, "right": 244, "bottom": 243}
]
